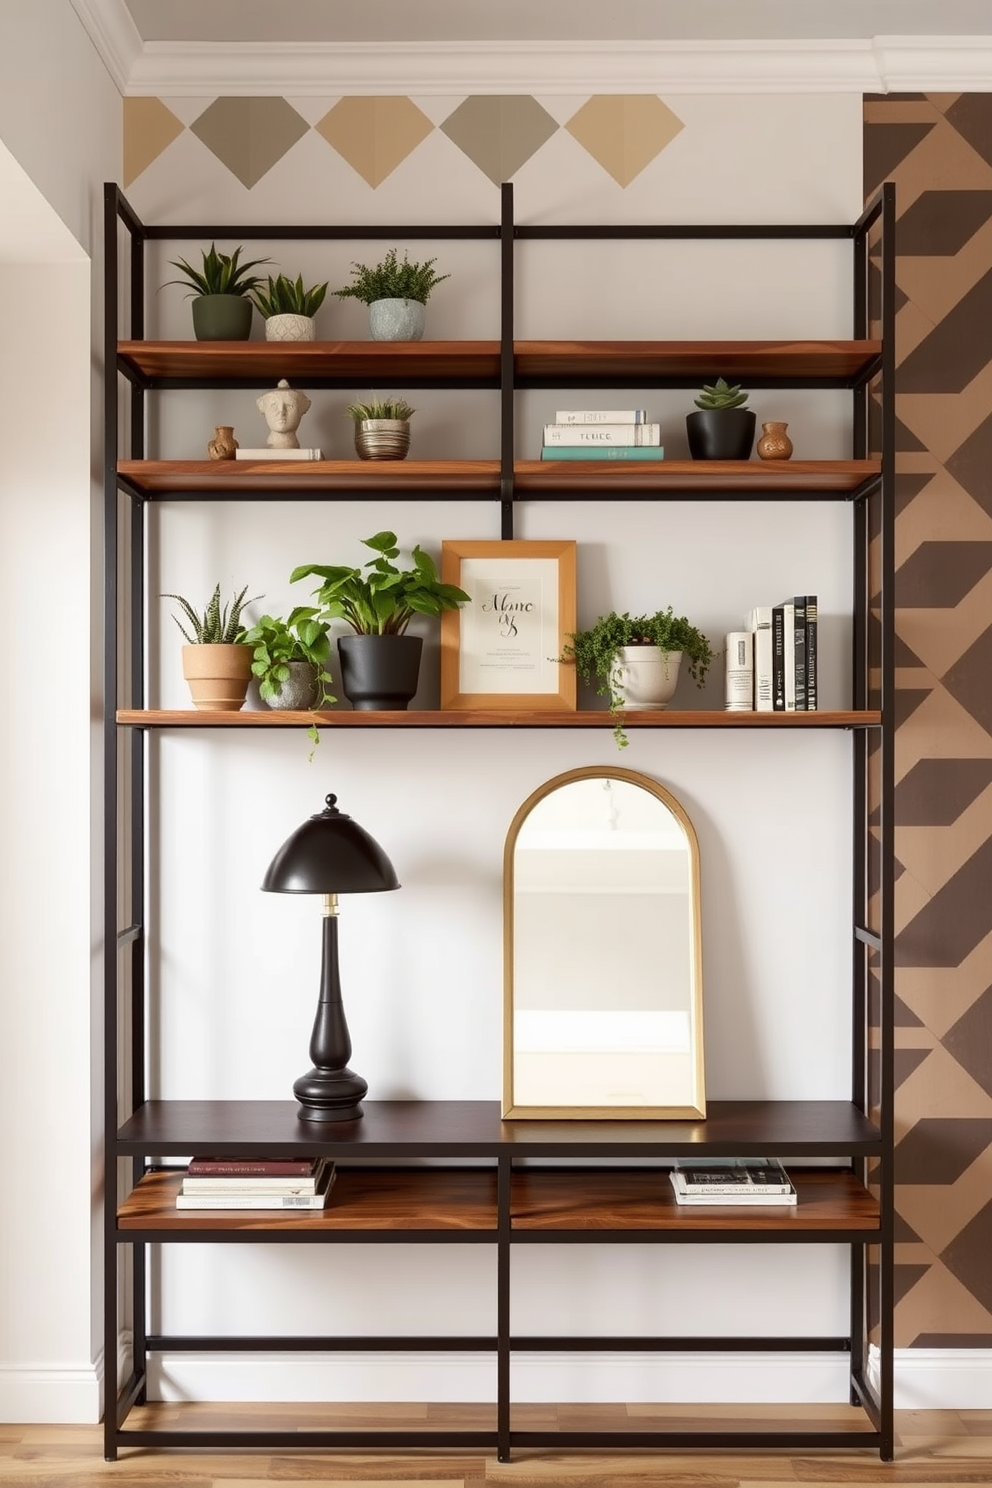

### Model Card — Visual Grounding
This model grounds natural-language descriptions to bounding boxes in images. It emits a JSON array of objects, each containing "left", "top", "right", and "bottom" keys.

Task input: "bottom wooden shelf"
[{"left": 118, "top": 1166, "right": 878, "bottom": 1236}]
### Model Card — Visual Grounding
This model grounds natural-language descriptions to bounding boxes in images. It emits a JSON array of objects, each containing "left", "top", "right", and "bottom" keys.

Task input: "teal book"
[{"left": 540, "top": 445, "right": 664, "bottom": 461}]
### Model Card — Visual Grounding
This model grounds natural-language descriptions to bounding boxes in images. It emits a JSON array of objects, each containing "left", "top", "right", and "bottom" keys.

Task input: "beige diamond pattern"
[
  {"left": 190, "top": 97, "right": 310, "bottom": 188},
  {"left": 123, "top": 97, "right": 185, "bottom": 187},
  {"left": 566, "top": 95, "right": 684, "bottom": 186},
  {"left": 316, "top": 97, "right": 435, "bottom": 188},
  {"left": 440, "top": 96, "right": 559, "bottom": 186}
]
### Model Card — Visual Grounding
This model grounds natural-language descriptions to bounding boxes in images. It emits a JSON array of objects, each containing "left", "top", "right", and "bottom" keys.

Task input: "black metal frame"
[{"left": 103, "top": 182, "right": 895, "bottom": 1462}]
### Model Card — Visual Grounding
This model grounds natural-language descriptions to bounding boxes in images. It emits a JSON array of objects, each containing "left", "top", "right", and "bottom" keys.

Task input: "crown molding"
[
  {"left": 68, "top": 2, "right": 992, "bottom": 96},
  {"left": 68, "top": 0, "right": 143, "bottom": 94}
]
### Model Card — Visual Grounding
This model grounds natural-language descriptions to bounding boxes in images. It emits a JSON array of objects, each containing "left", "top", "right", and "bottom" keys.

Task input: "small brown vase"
[
  {"left": 208, "top": 425, "right": 238, "bottom": 460},
  {"left": 757, "top": 421, "right": 793, "bottom": 461}
]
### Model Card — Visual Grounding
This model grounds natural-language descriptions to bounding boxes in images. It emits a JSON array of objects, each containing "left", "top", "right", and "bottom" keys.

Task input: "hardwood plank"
[
  {"left": 513, "top": 340, "right": 881, "bottom": 384},
  {"left": 116, "top": 709, "right": 881, "bottom": 730},
  {"left": 118, "top": 1168, "right": 498, "bottom": 1233},
  {"left": 514, "top": 459, "right": 880, "bottom": 495},
  {"left": 117, "top": 458, "right": 501, "bottom": 495},
  {"left": 118, "top": 339, "right": 502, "bottom": 384},
  {"left": 511, "top": 1169, "right": 879, "bottom": 1234}
]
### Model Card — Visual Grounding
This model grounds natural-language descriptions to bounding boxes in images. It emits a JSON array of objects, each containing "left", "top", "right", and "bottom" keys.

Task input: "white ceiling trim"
[{"left": 68, "top": 1, "right": 992, "bottom": 97}]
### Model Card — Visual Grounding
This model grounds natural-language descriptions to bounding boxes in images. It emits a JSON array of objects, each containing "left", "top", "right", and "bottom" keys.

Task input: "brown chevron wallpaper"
[{"left": 865, "top": 93, "right": 992, "bottom": 1349}]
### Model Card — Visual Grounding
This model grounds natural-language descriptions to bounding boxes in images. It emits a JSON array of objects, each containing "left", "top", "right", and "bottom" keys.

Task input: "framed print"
[{"left": 440, "top": 540, "right": 577, "bottom": 710}]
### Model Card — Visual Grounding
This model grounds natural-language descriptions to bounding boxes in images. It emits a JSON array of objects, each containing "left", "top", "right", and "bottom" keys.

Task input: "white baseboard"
[
  {"left": 151, "top": 1348, "right": 992, "bottom": 1408},
  {"left": 869, "top": 1346, "right": 992, "bottom": 1409},
  {"left": 0, "top": 1356, "right": 103, "bottom": 1424}
]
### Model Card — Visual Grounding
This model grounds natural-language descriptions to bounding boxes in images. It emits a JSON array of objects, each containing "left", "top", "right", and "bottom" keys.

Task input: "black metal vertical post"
[
  {"left": 499, "top": 183, "right": 515, "bottom": 541},
  {"left": 877, "top": 180, "right": 897, "bottom": 1463},
  {"left": 496, "top": 1154, "right": 512, "bottom": 1461}
]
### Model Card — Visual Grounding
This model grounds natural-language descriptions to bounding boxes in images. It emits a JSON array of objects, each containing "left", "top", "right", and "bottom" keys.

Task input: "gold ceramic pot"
[{"left": 354, "top": 418, "right": 411, "bottom": 461}]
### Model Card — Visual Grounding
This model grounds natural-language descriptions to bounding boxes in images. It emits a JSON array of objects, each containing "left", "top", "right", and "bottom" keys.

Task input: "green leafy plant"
[
  {"left": 693, "top": 377, "right": 749, "bottom": 410},
  {"left": 346, "top": 394, "right": 416, "bottom": 422},
  {"left": 163, "top": 583, "right": 261, "bottom": 644},
  {"left": 163, "top": 243, "right": 272, "bottom": 299},
  {"left": 558, "top": 609, "right": 714, "bottom": 748},
  {"left": 241, "top": 608, "right": 336, "bottom": 706},
  {"left": 250, "top": 272, "right": 329, "bottom": 319},
  {"left": 291, "top": 530, "right": 470, "bottom": 637},
  {"left": 332, "top": 247, "right": 450, "bottom": 306}
]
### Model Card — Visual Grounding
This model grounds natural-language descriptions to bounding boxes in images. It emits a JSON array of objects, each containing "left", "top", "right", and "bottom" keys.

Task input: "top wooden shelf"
[{"left": 117, "top": 338, "right": 882, "bottom": 389}]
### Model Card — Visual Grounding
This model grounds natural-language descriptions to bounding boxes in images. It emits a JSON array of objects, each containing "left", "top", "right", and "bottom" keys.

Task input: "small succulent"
[
  {"left": 332, "top": 247, "right": 450, "bottom": 306},
  {"left": 346, "top": 394, "right": 416, "bottom": 422},
  {"left": 694, "top": 378, "right": 749, "bottom": 411},
  {"left": 164, "top": 243, "right": 272, "bottom": 299},
  {"left": 163, "top": 583, "right": 261, "bottom": 644},
  {"left": 250, "top": 272, "right": 329, "bottom": 319}
]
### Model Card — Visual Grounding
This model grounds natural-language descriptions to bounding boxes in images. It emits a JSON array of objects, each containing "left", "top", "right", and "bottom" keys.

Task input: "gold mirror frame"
[{"left": 502, "top": 765, "right": 705, "bottom": 1120}]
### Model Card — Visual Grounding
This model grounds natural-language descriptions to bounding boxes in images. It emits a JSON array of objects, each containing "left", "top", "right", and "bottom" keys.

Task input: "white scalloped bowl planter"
[{"left": 264, "top": 313, "right": 316, "bottom": 342}]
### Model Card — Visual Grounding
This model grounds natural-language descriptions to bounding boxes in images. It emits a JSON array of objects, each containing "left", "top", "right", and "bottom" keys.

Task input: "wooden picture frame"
[{"left": 440, "top": 539, "right": 577, "bottom": 711}]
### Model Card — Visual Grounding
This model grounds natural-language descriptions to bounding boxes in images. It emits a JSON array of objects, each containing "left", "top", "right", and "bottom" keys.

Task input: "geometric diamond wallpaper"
[{"left": 864, "top": 91, "right": 992, "bottom": 1350}]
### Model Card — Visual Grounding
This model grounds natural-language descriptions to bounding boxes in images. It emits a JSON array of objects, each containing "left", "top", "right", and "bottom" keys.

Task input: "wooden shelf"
[
  {"left": 117, "top": 338, "right": 881, "bottom": 389},
  {"left": 117, "top": 457, "right": 880, "bottom": 499},
  {"left": 118, "top": 1167, "right": 498, "bottom": 1234},
  {"left": 117, "top": 707, "right": 881, "bottom": 729},
  {"left": 118, "top": 1165, "right": 876, "bottom": 1237},
  {"left": 114, "top": 1100, "right": 884, "bottom": 1158}
]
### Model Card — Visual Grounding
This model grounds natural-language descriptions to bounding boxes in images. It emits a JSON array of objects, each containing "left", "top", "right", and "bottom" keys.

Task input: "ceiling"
[{"left": 120, "top": 0, "right": 992, "bottom": 46}]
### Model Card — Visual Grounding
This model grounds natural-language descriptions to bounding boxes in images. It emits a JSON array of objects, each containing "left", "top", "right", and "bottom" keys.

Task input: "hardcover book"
[
  {"left": 182, "top": 1159, "right": 332, "bottom": 1194},
  {"left": 540, "top": 445, "right": 664, "bottom": 462},
  {"left": 554, "top": 408, "right": 646, "bottom": 424},
  {"left": 176, "top": 1165, "right": 336, "bottom": 1210},
  {"left": 234, "top": 447, "right": 323, "bottom": 461},
  {"left": 805, "top": 596, "right": 818, "bottom": 710},
  {"left": 187, "top": 1156, "right": 320, "bottom": 1177},
  {"left": 673, "top": 1158, "right": 793, "bottom": 1193},
  {"left": 745, "top": 606, "right": 774, "bottom": 712},
  {"left": 542, "top": 422, "right": 661, "bottom": 447}
]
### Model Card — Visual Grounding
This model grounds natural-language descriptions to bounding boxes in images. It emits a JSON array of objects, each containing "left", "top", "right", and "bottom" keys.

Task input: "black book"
[
  {"left": 805, "top": 596, "right": 818, "bottom": 710},
  {"left": 771, "top": 604, "right": 786, "bottom": 710}
]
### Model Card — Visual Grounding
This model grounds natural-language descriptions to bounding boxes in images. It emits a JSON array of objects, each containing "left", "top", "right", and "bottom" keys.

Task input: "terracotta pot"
[
  {"left": 181, "top": 644, "right": 252, "bottom": 710},
  {"left": 757, "top": 421, "right": 794, "bottom": 460},
  {"left": 207, "top": 425, "right": 238, "bottom": 460}
]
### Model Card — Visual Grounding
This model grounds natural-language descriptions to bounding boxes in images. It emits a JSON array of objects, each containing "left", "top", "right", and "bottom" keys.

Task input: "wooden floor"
[{"left": 2, "top": 1405, "right": 991, "bottom": 1487}]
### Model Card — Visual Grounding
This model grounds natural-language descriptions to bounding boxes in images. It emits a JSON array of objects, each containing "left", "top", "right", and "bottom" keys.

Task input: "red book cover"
[{"left": 187, "top": 1156, "right": 319, "bottom": 1177}]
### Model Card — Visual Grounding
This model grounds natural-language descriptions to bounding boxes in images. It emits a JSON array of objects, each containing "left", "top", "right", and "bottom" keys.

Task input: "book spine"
[
  {"left": 187, "top": 1158, "right": 316, "bottom": 1176},
  {"left": 724, "top": 631, "right": 753, "bottom": 711},
  {"left": 542, "top": 422, "right": 661, "bottom": 447},
  {"left": 182, "top": 1179, "right": 325, "bottom": 1193},
  {"left": 805, "top": 597, "right": 818, "bottom": 710},
  {"left": 176, "top": 1191, "right": 330, "bottom": 1209},
  {"left": 782, "top": 602, "right": 796, "bottom": 711},
  {"left": 771, "top": 605, "right": 786, "bottom": 711},
  {"left": 554, "top": 409, "right": 646, "bottom": 424},
  {"left": 793, "top": 596, "right": 807, "bottom": 711},
  {"left": 745, "top": 607, "right": 774, "bottom": 712},
  {"left": 234, "top": 448, "right": 323, "bottom": 461},
  {"left": 540, "top": 445, "right": 665, "bottom": 462}
]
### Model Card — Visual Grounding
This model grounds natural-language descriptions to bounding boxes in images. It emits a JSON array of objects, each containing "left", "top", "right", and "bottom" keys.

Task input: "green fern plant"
[
  {"left": 163, "top": 244, "right": 272, "bottom": 299},
  {"left": 250, "top": 273, "right": 328, "bottom": 319},
  {"left": 332, "top": 247, "right": 450, "bottom": 306},
  {"left": 163, "top": 584, "right": 261, "bottom": 644},
  {"left": 346, "top": 394, "right": 416, "bottom": 422},
  {"left": 694, "top": 378, "right": 749, "bottom": 410}
]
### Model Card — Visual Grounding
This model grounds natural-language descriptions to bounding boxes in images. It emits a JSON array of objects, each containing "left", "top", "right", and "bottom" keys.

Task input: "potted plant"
[
  {"left": 163, "top": 582, "right": 261, "bottom": 710},
  {"left": 332, "top": 247, "right": 450, "bottom": 341},
  {"left": 559, "top": 608, "right": 714, "bottom": 747},
  {"left": 163, "top": 243, "right": 272, "bottom": 341},
  {"left": 250, "top": 272, "right": 329, "bottom": 342},
  {"left": 291, "top": 530, "right": 470, "bottom": 710},
  {"left": 346, "top": 394, "right": 416, "bottom": 461},
  {"left": 241, "top": 607, "right": 336, "bottom": 711},
  {"left": 686, "top": 378, "right": 757, "bottom": 461}
]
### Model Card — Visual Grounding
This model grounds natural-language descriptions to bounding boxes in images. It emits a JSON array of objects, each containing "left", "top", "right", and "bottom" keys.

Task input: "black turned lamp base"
[{"left": 293, "top": 1063, "right": 368, "bottom": 1122}]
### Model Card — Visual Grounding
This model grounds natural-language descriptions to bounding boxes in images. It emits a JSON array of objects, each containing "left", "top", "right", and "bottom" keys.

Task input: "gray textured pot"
[
  {"left": 368, "top": 298, "right": 426, "bottom": 341},
  {"left": 263, "top": 660, "right": 319, "bottom": 710}
]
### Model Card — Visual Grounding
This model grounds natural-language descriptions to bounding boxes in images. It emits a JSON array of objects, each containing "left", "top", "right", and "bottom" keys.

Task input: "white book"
[
  {"left": 542, "top": 422, "right": 661, "bottom": 447},
  {"left": 724, "top": 631, "right": 753, "bottom": 712},
  {"left": 671, "top": 1186, "right": 797, "bottom": 1206},
  {"left": 234, "top": 447, "right": 323, "bottom": 461},
  {"left": 555, "top": 408, "right": 646, "bottom": 424},
  {"left": 745, "top": 606, "right": 775, "bottom": 712},
  {"left": 782, "top": 602, "right": 796, "bottom": 711},
  {"left": 176, "top": 1169, "right": 336, "bottom": 1210}
]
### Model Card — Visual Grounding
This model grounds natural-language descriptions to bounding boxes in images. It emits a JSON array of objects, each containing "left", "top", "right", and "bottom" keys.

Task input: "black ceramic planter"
[
  {"left": 686, "top": 408, "right": 757, "bottom": 460},
  {"left": 337, "top": 634, "right": 423, "bottom": 710},
  {"left": 191, "top": 293, "right": 253, "bottom": 341}
]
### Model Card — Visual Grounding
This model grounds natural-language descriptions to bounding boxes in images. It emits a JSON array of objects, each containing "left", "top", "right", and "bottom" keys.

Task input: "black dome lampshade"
[{"left": 262, "top": 793, "right": 400, "bottom": 1122}]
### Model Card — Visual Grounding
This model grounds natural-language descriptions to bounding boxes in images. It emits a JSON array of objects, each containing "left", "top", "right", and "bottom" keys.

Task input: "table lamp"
[{"left": 262, "top": 792, "right": 400, "bottom": 1121}]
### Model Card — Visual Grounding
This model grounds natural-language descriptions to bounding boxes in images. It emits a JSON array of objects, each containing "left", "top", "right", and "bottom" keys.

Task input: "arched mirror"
[{"left": 503, "top": 766, "right": 705, "bottom": 1119}]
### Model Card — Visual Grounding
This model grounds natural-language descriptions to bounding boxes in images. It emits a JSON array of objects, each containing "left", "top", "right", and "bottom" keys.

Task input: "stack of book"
[
  {"left": 744, "top": 595, "right": 818, "bottom": 711},
  {"left": 540, "top": 408, "right": 664, "bottom": 462},
  {"left": 175, "top": 1155, "right": 336, "bottom": 1210},
  {"left": 669, "top": 1157, "right": 797, "bottom": 1206}
]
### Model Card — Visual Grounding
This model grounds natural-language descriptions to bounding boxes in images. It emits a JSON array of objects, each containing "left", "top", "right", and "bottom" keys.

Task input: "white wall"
[
  {"left": 0, "top": 1, "right": 120, "bottom": 1425},
  {"left": 124, "top": 90, "right": 867, "bottom": 1404}
]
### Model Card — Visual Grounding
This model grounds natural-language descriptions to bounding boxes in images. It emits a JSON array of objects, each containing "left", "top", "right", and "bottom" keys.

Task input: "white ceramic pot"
[
  {"left": 611, "top": 646, "right": 683, "bottom": 709},
  {"left": 368, "top": 298, "right": 426, "bottom": 342},
  {"left": 264, "top": 313, "right": 316, "bottom": 342}
]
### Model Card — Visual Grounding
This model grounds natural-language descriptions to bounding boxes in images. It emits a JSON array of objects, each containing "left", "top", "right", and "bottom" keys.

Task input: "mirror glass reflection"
[{"left": 503, "top": 766, "right": 705, "bottom": 1119}]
